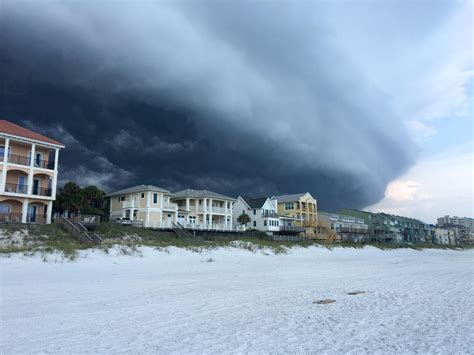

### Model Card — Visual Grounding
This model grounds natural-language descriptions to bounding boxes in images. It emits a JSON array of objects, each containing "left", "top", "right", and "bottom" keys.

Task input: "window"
[
  {"left": 141, "top": 193, "right": 145, "bottom": 199},
  {"left": 253, "top": 209, "right": 256, "bottom": 215},
  {"left": 253, "top": 221, "right": 256, "bottom": 227},
  {"left": 284, "top": 202, "right": 294, "bottom": 210},
  {"left": 153, "top": 193, "right": 158, "bottom": 204},
  {"left": 0, "top": 146, "right": 11, "bottom": 160},
  {"left": 0, "top": 203, "right": 10, "bottom": 213},
  {"left": 264, "top": 220, "right": 267, "bottom": 226},
  {"left": 119, "top": 196, "right": 126, "bottom": 202}
]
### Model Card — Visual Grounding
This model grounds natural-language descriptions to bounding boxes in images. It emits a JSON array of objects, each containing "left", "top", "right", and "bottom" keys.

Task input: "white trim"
[{"left": 0, "top": 132, "right": 65, "bottom": 149}]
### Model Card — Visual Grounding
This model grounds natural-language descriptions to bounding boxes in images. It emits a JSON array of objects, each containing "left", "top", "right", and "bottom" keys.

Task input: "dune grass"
[{"left": 0, "top": 222, "right": 470, "bottom": 260}]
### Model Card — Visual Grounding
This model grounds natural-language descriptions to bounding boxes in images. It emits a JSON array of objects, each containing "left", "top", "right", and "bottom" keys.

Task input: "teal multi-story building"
[{"left": 338, "top": 209, "right": 433, "bottom": 243}]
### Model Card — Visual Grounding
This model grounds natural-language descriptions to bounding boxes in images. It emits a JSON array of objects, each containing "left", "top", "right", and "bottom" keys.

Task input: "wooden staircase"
[
  {"left": 58, "top": 216, "right": 102, "bottom": 244},
  {"left": 171, "top": 222, "right": 195, "bottom": 238}
]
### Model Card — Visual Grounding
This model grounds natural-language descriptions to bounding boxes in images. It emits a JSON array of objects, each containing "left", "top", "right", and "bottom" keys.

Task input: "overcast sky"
[{"left": 0, "top": 0, "right": 472, "bottom": 222}]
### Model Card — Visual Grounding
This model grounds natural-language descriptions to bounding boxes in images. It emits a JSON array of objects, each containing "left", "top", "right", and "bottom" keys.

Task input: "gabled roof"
[
  {"left": 0, "top": 120, "right": 64, "bottom": 147},
  {"left": 106, "top": 184, "right": 170, "bottom": 197},
  {"left": 172, "top": 188, "right": 236, "bottom": 201},
  {"left": 272, "top": 192, "right": 313, "bottom": 203},
  {"left": 240, "top": 196, "right": 269, "bottom": 209}
]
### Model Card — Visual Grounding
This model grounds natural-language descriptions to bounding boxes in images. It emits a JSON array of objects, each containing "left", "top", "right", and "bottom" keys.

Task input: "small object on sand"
[
  {"left": 347, "top": 291, "right": 366, "bottom": 295},
  {"left": 313, "top": 299, "right": 336, "bottom": 304}
]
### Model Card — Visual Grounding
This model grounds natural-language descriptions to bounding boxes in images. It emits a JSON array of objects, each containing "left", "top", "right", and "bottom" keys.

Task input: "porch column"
[
  {"left": 185, "top": 198, "right": 190, "bottom": 211},
  {"left": 203, "top": 213, "right": 207, "bottom": 228},
  {"left": 21, "top": 198, "right": 29, "bottom": 223},
  {"left": 160, "top": 193, "right": 164, "bottom": 208},
  {"left": 209, "top": 199, "right": 213, "bottom": 213},
  {"left": 209, "top": 213, "right": 213, "bottom": 229},
  {"left": 0, "top": 138, "right": 9, "bottom": 193},
  {"left": 46, "top": 200, "right": 53, "bottom": 224},
  {"left": 51, "top": 148, "right": 59, "bottom": 199},
  {"left": 27, "top": 144, "right": 35, "bottom": 195},
  {"left": 146, "top": 191, "right": 151, "bottom": 228}
]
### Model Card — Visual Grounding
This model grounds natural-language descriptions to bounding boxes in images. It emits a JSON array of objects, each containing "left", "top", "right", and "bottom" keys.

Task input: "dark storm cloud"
[{"left": 0, "top": 0, "right": 414, "bottom": 210}]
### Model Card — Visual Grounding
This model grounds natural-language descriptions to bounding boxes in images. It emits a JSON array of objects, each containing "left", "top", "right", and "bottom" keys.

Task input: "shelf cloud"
[{"left": 0, "top": 0, "right": 417, "bottom": 210}]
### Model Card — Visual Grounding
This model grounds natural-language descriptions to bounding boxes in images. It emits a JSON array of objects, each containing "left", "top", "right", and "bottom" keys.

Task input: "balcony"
[
  {"left": 122, "top": 201, "right": 135, "bottom": 209},
  {"left": 303, "top": 220, "right": 317, "bottom": 227},
  {"left": 337, "top": 226, "right": 369, "bottom": 234},
  {"left": 262, "top": 211, "right": 279, "bottom": 218},
  {"left": 198, "top": 206, "right": 227, "bottom": 214},
  {"left": 0, "top": 212, "right": 22, "bottom": 223},
  {"left": 4, "top": 183, "right": 28, "bottom": 194},
  {"left": 32, "top": 186, "right": 52, "bottom": 197},
  {"left": 280, "top": 225, "right": 305, "bottom": 232},
  {"left": 3, "top": 154, "right": 54, "bottom": 170},
  {"left": 163, "top": 201, "right": 178, "bottom": 210}
]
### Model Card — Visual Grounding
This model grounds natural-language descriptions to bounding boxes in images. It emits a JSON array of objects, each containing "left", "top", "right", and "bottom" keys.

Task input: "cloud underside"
[{"left": 0, "top": 1, "right": 419, "bottom": 210}]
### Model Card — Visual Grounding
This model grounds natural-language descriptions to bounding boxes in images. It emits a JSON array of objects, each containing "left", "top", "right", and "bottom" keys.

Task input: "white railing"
[
  {"left": 162, "top": 202, "right": 178, "bottom": 209},
  {"left": 122, "top": 201, "right": 135, "bottom": 209},
  {"left": 210, "top": 207, "right": 226, "bottom": 214},
  {"left": 197, "top": 206, "right": 227, "bottom": 214}
]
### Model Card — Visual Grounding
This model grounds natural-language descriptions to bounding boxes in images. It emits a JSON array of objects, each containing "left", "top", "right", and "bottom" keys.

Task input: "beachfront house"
[
  {"left": 172, "top": 189, "right": 235, "bottom": 231},
  {"left": 273, "top": 192, "right": 318, "bottom": 237},
  {"left": 107, "top": 185, "right": 178, "bottom": 228},
  {"left": 0, "top": 120, "right": 64, "bottom": 224},
  {"left": 233, "top": 196, "right": 280, "bottom": 234}
]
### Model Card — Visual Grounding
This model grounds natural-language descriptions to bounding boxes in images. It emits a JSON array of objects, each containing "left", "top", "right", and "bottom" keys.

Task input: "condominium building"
[
  {"left": 172, "top": 189, "right": 235, "bottom": 231},
  {"left": 107, "top": 185, "right": 178, "bottom": 228},
  {"left": 318, "top": 211, "right": 369, "bottom": 243},
  {"left": 273, "top": 192, "right": 318, "bottom": 236},
  {"left": 437, "top": 215, "right": 474, "bottom": 232},
  {"left": 339, "top": 209, "right": 432, "bottom": 243},
  {"left": 0, "top": 120, "right": 64, "bottom": 224}
]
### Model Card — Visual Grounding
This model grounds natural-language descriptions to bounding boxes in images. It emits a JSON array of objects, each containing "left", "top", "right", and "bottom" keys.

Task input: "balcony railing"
[
  {"left": 280, "top": 225, "right": 305, "bottom": 232},
  {"left": 198, "top": 206, "right": 227, "bottom": 214},
  {"left": 0, "top": 212, "right": 22, "bottom": 223},
  {"left": 4, "top": 183, "right": 28, "bottom": 194},
  {"left": 2, "top": 154, "right": 54, "bottom": 169},
  {"left": 163, "top": 202, "right": 178, "bottom": 209},
  {"left": 303, "top": 220, "right": 318, "bottom": 227},
  {"left": 336, "top": 226, "right": 369, "bottom": 234},
  {"left": 6, "top": 154, "right": 30, "bottom": 166},
  {"left": 262, "top": 212, "right": 279, "bottom": 218},
  {"left": 32, "top": 186, "right": 53, "bottom": 197},
  {"left": 26, "top": 213, "right": 46, "bottom": 224}
]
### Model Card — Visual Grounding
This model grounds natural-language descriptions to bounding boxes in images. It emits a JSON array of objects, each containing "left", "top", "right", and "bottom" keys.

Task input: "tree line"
[{"left": 54, "top": 182, "right": 108, "bottom": 217}]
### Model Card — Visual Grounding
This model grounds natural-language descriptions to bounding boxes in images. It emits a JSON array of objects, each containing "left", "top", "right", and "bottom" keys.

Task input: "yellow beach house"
[
  {"left": 107, "top": 185, "right": 178, "bottom": 228},
  {"left": 272, "top": 192, "right": 318, "bottom": 237}
]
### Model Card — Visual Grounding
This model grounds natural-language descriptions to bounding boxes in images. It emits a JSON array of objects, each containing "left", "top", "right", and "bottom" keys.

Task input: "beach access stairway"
[
  {"left": 57, "top": 216, "right": 102, "bottom": 244},
  {"left": 171, "top": 222, "right": 195, "bottom": 238}
]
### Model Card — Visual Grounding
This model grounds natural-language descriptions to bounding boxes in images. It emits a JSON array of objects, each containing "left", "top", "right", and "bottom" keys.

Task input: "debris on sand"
[
  {"left": 313, "top": 299, "right": 336, "bottom": 304},
  {"left": 347, "top": 291, "right": 366, "bottom": 295}
]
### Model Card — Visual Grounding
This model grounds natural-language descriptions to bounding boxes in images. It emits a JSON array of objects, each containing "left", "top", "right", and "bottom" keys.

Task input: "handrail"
[{"left": 59, "top": 216, "right": 95, "bottom": 243}]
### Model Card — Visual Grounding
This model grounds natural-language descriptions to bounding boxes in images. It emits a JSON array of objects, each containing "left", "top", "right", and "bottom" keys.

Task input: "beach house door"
[
  {"left": 28, "top": 205, "right": 37, "bottom": 223},
  {"left": 33, "top": 178, "right": 40, "bottom": 195}
]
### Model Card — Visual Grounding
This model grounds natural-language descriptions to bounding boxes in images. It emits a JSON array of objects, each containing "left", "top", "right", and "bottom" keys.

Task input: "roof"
[
  {"left": 240, "top": 196, "right": 269, "bottom": 209},
  {"left": 172, "top": 188, "right": 236, "bottom": 201},
  {"left": 0, "top": 120, "right": 64, "bottom": 146},
  {"left": 106, "top": 184, "right": 170, "bottom": 197},
  {"left": 272, "top": 193, "right": 311, "bottom": 203}
]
